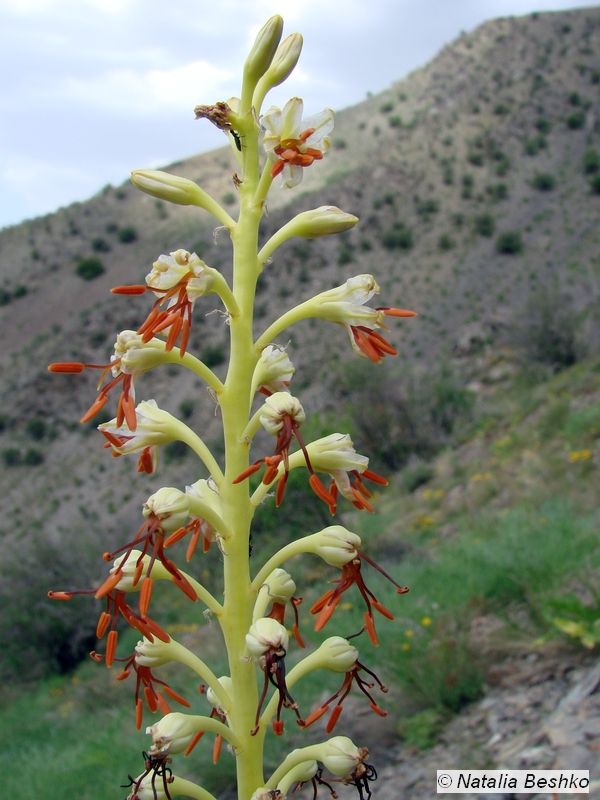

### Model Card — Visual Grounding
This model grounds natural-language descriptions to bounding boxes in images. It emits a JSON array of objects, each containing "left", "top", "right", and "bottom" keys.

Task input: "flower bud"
[
  {"left": 314, "top": 636, "right": 358, "bottom": 673},
  {"left": 243, "top": 16, "right": 283, "bottom": 88},
  {"left": 252, "top": 345, "right": 295, "bottom": 394},
  {"left": 185, "top": 478, "right": 223, "bottom": 521},
  {"left": 135, "top": 636, "right": 176, "bottom": 667},
  {"left": 277, "top": 760, "right": 317, "bottom": 794},
  {"left": 260, "top": 392, "right": 305, "bottom": 436},
  {"left": 131, "top": 169, "right": 210, "bottom": 208},
  {"left": 263, "top": 568, "right": 296, "bottom": 604},
  {"left": 206, "top": 676, "right": 233, "bottom": 713},
  {"left": 147, "top": 712, "right": 197, "bottom": 754},
  {"left": 284, "top": 206, "right": 359, "bottom": 239},
  {"left": 310, "top": 526, "right": 361, "bottom": 567},
  {"left": 319, "top": 736, "right": 364, "bottom": 777},
  {"left": 143, "top": 487, "right": 190, "bottom": 533},
  {"left": 254, "top": 33, "right": 303, "bottom": 108},
  {"left": 127, "top": 773, "right": 169, "bottom": 800},
  {"left": 246, "top": 618, "right": 289, "bottom": 657}
]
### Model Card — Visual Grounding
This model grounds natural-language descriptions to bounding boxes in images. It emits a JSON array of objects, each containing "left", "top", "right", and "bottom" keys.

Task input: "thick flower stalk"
[{"left": 48, "top": 15, "right": 416, "bottom": 800}]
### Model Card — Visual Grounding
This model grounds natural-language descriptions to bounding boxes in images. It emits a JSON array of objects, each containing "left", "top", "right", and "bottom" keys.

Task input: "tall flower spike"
[
  {"left": 98, "top": 399, "right": 177, "bottom": 474},
  {"left": 246, "top": 618, "right": 304, "bottom": 735},
  {"left": 262, "top": 98, "right": 334, "bottom": 188},
  {"left": 111, "top": 249, "right": 219, "bottom": 357},
  {"left": 310, "top": 549, "right": 409, "bottom": 646},
  {"left": 309, "top": 274, "right": 416, "bottom": 363},
  {"left": 233, "top": 392, "right": 311, "bottom": 506}
]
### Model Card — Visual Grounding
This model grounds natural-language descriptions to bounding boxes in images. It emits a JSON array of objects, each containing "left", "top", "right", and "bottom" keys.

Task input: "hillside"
[{"left": 0, "top": 7, "right": 599, "bottom": 797}]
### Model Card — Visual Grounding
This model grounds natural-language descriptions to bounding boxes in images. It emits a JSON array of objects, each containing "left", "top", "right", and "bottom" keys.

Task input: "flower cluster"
[{"left": 47, "top": 15, "right": 416, "bottom": 800}]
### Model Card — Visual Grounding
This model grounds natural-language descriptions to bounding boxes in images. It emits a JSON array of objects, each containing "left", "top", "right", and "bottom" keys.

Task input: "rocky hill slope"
[{"left": 0, "top": 5, "right": 599, "bottom": 682}]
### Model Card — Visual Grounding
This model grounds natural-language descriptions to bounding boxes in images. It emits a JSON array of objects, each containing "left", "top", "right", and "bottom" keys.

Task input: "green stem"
[
  {"left": 142, "top": 338, "right": 224, "bottom": 394},
  {"left": 171, "top": 777, "right": 218, "bottom": 800},
  {"left": 171, "top": 419, "right": 224, "bottom": 485},
  {"left": 179, "top": 714, "right": 241, "bottom": 749},
  {"left": 216, "top": 105, "right": 267, "bottom": 800},
  {"left": 251, "top": 535, "right": 317, "bottom": 591},
  {"left": 266, "top": 745, "right": 325, "bottom": 789},
  {"left": 240, "top": 405, "right": 263, "bottom": 443},
  {"left": 254, "top": 299, "right": 315, "bottom": 351},
  {"left": 169, "top": 641, "right": 231, "bottom": 711},
  {"left": 176, "top": 570, "right": 223, "bottom": 616}
]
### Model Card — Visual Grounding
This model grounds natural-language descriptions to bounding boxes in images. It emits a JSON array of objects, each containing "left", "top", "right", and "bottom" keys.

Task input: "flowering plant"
[{"left": 49, "top": 16, "right": 415, "bottom": 800}]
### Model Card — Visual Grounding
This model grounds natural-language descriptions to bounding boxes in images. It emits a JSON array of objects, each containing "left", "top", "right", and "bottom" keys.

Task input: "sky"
[{"left": 1, "top": 0, "right": 598, "bottom": 229}]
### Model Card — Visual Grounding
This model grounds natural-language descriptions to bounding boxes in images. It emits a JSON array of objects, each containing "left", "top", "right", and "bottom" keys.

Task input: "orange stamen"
[
  {"left": 95, "top": 569, "right": 123, "bottom": 599},
  {"left": 135, "top": 698, "right": 144, "bottom": 730},
  {"left": 139, "top": 576, "right": 153, "bottom": 616},
  {"left": 111, "top": 285, "right": 147, "bottom": 295},
  {"left": 325, "top": 704, "right": 344, "bottom": 733},
  {"left": 212, "top": 734, "right": 223, "bottom": 763},
  {"left": 184, "top": 731, "right": 205, "bottom": 756},
  {"left": 105, "top": 630, "right": 118, "bottom": 667},
  {"left": 364, "top": 612, "right": 379, "bottom": 646},
  {"left": 96, "top": 611, "right": 111, "bottom": 639},
  {"left": 48, "top": 362, "right": 85, "bottom": 373}
]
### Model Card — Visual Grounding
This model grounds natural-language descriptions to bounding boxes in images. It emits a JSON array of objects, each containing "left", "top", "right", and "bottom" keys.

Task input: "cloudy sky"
[{"left": 0, "top": 0, "right": 597, "bottom": 229}]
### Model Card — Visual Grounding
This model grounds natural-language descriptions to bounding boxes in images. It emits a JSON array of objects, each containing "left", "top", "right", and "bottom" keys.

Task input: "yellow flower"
[
  {"left": 403, "top": 629, "right": 414, "bottom": 638},
  {"left": 401, "top": 643, "right": 411, "bottom": 652},
  {"left": 420, "top": 616, "right": 432, "bottom": 627},
  {"left": 568, "top": 449, "right": 592, "bottom": 463}
]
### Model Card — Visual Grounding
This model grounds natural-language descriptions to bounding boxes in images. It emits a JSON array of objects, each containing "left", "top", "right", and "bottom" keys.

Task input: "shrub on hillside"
[
  {"left": 76, "top": 257, "right": 105, "bottom": 280},
  {"left": 496, "top": 231, "right": 523, "bottom": 254},
  {"left": 117, "top": 226, "right": 138, "bottom": 243},
  {"left": 532, "top": 172, "right": 556, "bottom": 191},
  {"left": 582, "top": 148, "right": 599, "bottom": 174},
  {"left": 566, "top": 110, "right": 585, "bottom": 129},
  {"left": 474, "top": 214, "right": 495, "bottom": 237},
  {"left": 382, "top": 223, "right": 413, "bottom": 250}
]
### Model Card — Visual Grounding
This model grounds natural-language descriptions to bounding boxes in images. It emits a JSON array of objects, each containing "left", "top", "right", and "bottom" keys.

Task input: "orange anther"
[
  {"left": 96, "top": 611, "right": 111, "bottom": 639},
  {"left": 184, "top": 730, "right": 205, "bottom": 756},
  {"left": 111, "top": 285, "right": 147, "bottom": 295},
  {"left": 325, "top": 704, "right": 344, "bottom": 733},
  {"left": 105, "top": 630, "right": 118, "bottom": 667},
  {"left": 139, "top": 576, "right": 153, "bottom": 616},
  {"left": 48, "top": 362, "right": 85, "bottom": 373}
]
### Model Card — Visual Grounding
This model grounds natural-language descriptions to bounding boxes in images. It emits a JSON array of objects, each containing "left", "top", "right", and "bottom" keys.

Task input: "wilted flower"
[
  {"left": 310, "top": 550, "right": 409, "bottom": 645},
  {"left": 246, "top": 618, "right": 303, "bottom": 735}
]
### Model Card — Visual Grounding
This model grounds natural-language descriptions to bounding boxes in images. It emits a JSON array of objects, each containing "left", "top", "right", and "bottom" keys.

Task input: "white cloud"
[{"left": 62, "top": 59, "right": 235, "bottom": 114}]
